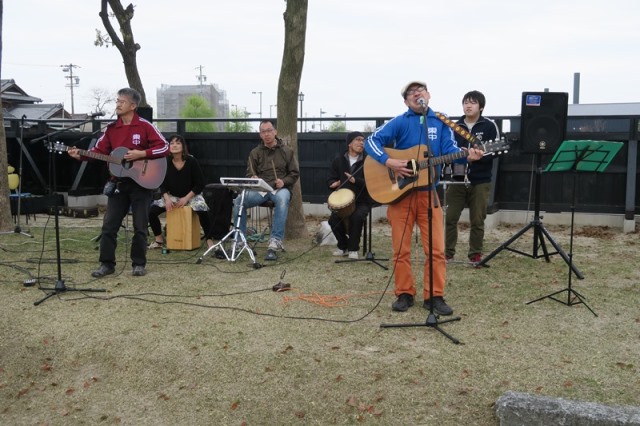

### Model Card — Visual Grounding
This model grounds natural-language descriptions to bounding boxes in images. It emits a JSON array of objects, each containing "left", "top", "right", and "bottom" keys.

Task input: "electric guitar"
[
  {"left": 364, "top": 139, "right": 509, "bottom": 204},
  {"left": 51, "top": 142, "right": 167, "bottom": 189}
]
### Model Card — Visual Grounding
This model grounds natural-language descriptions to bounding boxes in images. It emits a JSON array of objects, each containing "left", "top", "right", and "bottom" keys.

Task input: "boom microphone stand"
[
  {"left": 381, "top": 105, "right": 461, "bottom": 344},
  {"left": 31, "top": 120, "right": 106, "bottom": 306},
  {"left": 2, "top": 116, "right": 33, "bottom": 238}
]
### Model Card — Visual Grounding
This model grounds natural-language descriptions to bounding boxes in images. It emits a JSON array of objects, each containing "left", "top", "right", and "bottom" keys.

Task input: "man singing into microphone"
[{"left": 365, "top": 81, "right": 482, "bottom": 314}]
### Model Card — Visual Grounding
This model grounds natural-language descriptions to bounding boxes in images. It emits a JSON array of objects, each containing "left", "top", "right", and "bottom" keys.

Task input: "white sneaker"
[
  {"left": 268, "top": 238, "right": 285, "bottom": 251},
  {"left": 148, "top": 241, "right": 163, "bottom": 249},
  {"left": 348, "top": 251, "right": 359, "bottom": 260},
  {"left": 332, "top": 248, "right": 348, "bottom": 257}
]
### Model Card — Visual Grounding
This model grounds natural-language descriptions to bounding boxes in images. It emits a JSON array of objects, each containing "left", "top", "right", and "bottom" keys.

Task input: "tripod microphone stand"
[
  {"left": 380, "top": 106, "right": 461, "bottom": 344},
  {"left": 30, "top": 121, "right": 106, "bottom": 306},
  {"left": 476, "top": 153, "right": 583, "bottom": 280},
  {"left": 2, "top": 116, "right": 33, "bottom": 238},
  {"left": 526, "top": 140, "right": 622, "bottom": 316}
]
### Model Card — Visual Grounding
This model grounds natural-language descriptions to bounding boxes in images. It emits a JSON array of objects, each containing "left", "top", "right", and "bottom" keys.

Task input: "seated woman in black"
[{"left": 148, "top": 135, "right": 214, "bottom": 249}]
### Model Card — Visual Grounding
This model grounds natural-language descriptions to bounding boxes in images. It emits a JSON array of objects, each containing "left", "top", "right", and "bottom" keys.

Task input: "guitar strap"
[{"left": 435, "top": 112, "right": 477, "bottom": 146}]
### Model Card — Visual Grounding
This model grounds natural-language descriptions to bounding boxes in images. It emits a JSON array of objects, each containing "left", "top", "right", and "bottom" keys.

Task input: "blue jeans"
[{"left": 232, "top": 188, "right": 291, "bottom": 241}]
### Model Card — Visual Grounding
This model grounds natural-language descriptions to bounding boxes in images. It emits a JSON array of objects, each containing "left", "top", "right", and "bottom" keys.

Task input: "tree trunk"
[
  {"left": 277, "top": 0, "right": 308, "bottom": 239},
  {"left": 0, "top": 0, "right": 13, "bottom": 232},
  {"left": 100, "top": 0, "right": 148, "bottom": 106}
]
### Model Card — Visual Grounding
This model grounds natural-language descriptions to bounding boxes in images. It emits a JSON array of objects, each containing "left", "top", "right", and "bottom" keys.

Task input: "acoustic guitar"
[
  {"left": 364, "top": 139, "right": 509, "bottom": 204},
  {"left": 51, "top": 141, "right": 167, "bottom": 189}
]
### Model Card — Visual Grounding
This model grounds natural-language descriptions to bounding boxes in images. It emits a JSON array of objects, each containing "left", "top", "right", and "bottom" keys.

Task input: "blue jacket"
[
  {"left": 365, "top": 107, "right": 462, "bottom": 183},
  {"left": 454, "top": 115, "right": 500, "bottom": 185}
]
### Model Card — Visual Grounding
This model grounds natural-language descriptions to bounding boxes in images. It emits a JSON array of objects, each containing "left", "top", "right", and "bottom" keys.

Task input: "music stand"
[
  {"left": 526, "top": 140, "right": 622, "bottom": 316},
  {"left": 196, "top": 178, "right": 273, "bottom": 268},
  {"left": 335, "top": 203, "right": 389, "bottom": 270}
]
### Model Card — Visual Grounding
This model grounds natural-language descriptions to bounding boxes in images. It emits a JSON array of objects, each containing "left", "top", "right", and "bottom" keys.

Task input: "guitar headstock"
[
  {"left": 49, "top": 141, "right": 69, "bottom": 155},
  {"left": 476, "top": 138, "right": 510, "bottom": 156}
]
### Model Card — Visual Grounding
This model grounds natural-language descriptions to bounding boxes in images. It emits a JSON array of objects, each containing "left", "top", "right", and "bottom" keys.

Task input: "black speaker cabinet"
[
  {"left": 520, "top": 92, "right": 568, "bottom": 154},
  {"left": 137, "top": 106, "right": 153, "bottom": 122}
]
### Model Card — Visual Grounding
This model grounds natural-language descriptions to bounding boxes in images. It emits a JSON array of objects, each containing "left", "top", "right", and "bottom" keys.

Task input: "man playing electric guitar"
[
  {"left": 68, "top": 87, "right": 169, "bottom": 278},
  {"left": 364, "top": 80, "right": 483, "bottom": 315}
]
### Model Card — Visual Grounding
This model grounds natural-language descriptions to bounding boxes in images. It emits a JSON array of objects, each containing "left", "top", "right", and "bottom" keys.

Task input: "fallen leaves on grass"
[{"left": 345, "top": 395, "right": 383, "bottom": 418}]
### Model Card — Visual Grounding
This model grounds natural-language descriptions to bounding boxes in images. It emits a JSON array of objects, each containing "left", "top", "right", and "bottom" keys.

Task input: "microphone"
[
  {"left": 89, "top": 111, "right": 106, "bottom": 118},
  {"left": 418, "top": 98, "right": 427, "bottom": 109}
]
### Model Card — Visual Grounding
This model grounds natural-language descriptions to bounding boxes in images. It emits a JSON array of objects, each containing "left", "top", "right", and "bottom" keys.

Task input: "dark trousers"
[
  {"left": 99, "top": 180, "right": 153, "bottom": 268},
  {"left": 328, "top": 202, "right": 370, "bottom": 252},
  {"left": 148, "top": 205, "right": 213, "bottom": 241}
]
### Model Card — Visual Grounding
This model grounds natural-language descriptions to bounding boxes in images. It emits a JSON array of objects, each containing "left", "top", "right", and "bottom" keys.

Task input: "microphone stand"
[
  {"left": 381, "top": 104, "right": 461, "bottom": 344},
  {"left": 2, "top": 115, "right": 33, "bottom": 238},
  {"left": 31, "top": 118, "right": 106, "bottom": 306}
]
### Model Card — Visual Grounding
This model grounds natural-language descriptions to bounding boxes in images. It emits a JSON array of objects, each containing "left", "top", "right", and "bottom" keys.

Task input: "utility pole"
[
  {"left": 195, "top": 65, "right": 207, "bottom": 94},
  {"left": 60, "top": 64, "right": 80, "bottom": 115}
]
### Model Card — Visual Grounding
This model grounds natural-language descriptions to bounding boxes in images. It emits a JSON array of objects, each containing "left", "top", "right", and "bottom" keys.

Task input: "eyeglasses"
[
  {"left": 260, "top": 128, "right": 275, "bottom": 134},
  {"left": 406, "top": 86, "right": 427, "bottom": 96}
]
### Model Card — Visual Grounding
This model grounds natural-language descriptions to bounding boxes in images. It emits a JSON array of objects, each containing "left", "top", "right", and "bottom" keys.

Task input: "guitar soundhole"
[{"left": 121, "top": 160, "right": 132, "bottom": 170}]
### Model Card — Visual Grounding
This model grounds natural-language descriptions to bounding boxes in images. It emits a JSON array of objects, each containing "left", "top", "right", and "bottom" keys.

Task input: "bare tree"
[
  {"left": 0, "top": 0, "right": 13, "bottom": 231},
  {"left": 95, "top": 0, "right": 148, "bottom": 106},
  {"left": 88, "top": 87, "right": 116, "bottom": 116},
  {"left": 277, "top": 0, "right": 308, "bottom": 239}
]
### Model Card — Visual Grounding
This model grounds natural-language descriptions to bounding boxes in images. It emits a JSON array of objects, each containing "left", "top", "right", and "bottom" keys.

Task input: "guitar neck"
[
  {"left": 418, "top": 150, "right": 468, "bottom": 169},
  {"left": 76, "top": 148, "right": 121, "bottom": 165}
]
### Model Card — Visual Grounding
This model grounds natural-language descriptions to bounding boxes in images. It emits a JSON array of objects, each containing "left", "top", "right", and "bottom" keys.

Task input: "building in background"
[
  {"left": 156, "top": 84, "right": 229, "bottom": 132},
  {"left": 2, "top": 79, "right": 71, "bottom": 125}
]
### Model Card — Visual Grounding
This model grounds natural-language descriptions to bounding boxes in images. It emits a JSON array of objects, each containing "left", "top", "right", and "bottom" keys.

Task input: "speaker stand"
[{"left": 476, "top": 154, "right": 583, "bottom": 279}]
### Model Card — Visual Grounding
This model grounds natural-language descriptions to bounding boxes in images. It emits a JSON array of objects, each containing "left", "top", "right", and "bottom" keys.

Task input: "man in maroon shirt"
[{"left": 69, "top": 88, "right": 169, "bottom": 277}]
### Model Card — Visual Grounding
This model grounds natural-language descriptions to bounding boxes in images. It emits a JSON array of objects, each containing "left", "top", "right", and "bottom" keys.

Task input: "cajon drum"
[{"left": 166, "top": 207, "right": 201, "bottom": 250}]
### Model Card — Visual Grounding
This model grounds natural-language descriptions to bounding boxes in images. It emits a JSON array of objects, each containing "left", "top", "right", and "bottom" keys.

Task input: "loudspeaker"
[
  {"left": 137, "top": 106, "right": 153, "bottom": 122},
  {"left": 520, "top": 92, "right": 568, "bottom": 154}
]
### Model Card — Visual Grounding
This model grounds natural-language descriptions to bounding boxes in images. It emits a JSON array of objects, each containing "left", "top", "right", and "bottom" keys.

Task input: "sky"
[{"left": 3, "top": 0, "right": 640, "bottom": 129}]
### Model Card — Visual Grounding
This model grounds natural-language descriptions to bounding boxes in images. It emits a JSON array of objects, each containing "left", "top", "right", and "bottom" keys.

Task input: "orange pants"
[{"left": 387, "top": 190, "right": 446, "bottom": 300}]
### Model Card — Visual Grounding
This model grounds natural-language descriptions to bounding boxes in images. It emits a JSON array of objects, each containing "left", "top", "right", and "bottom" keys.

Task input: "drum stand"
[
  {"left": 335, "top": 204, "right": 388, "bottom": 270},
  {"left": 197, "top": 188, "right": 260, "bottom": 268}
]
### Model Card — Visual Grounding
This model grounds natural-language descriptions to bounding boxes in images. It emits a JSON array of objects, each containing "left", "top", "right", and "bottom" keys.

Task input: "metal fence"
[{"left": 4, "top": 115, "right": 639, "bottom": 218}]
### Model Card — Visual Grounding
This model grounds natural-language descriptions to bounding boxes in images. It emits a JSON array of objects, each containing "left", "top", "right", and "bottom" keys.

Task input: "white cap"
[{"left": 400, "top": 80, "right": 427, "bottom": 98}]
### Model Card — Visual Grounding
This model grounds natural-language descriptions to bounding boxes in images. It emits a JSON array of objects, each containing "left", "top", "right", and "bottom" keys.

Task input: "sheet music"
[{"left": 219, "top": 177, "right": 275, "bottom": 193}]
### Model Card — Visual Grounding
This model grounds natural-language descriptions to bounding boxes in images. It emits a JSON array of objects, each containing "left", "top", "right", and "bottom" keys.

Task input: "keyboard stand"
[{"left": 197, "top": 187, "right": 260, "bottom": 268}]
